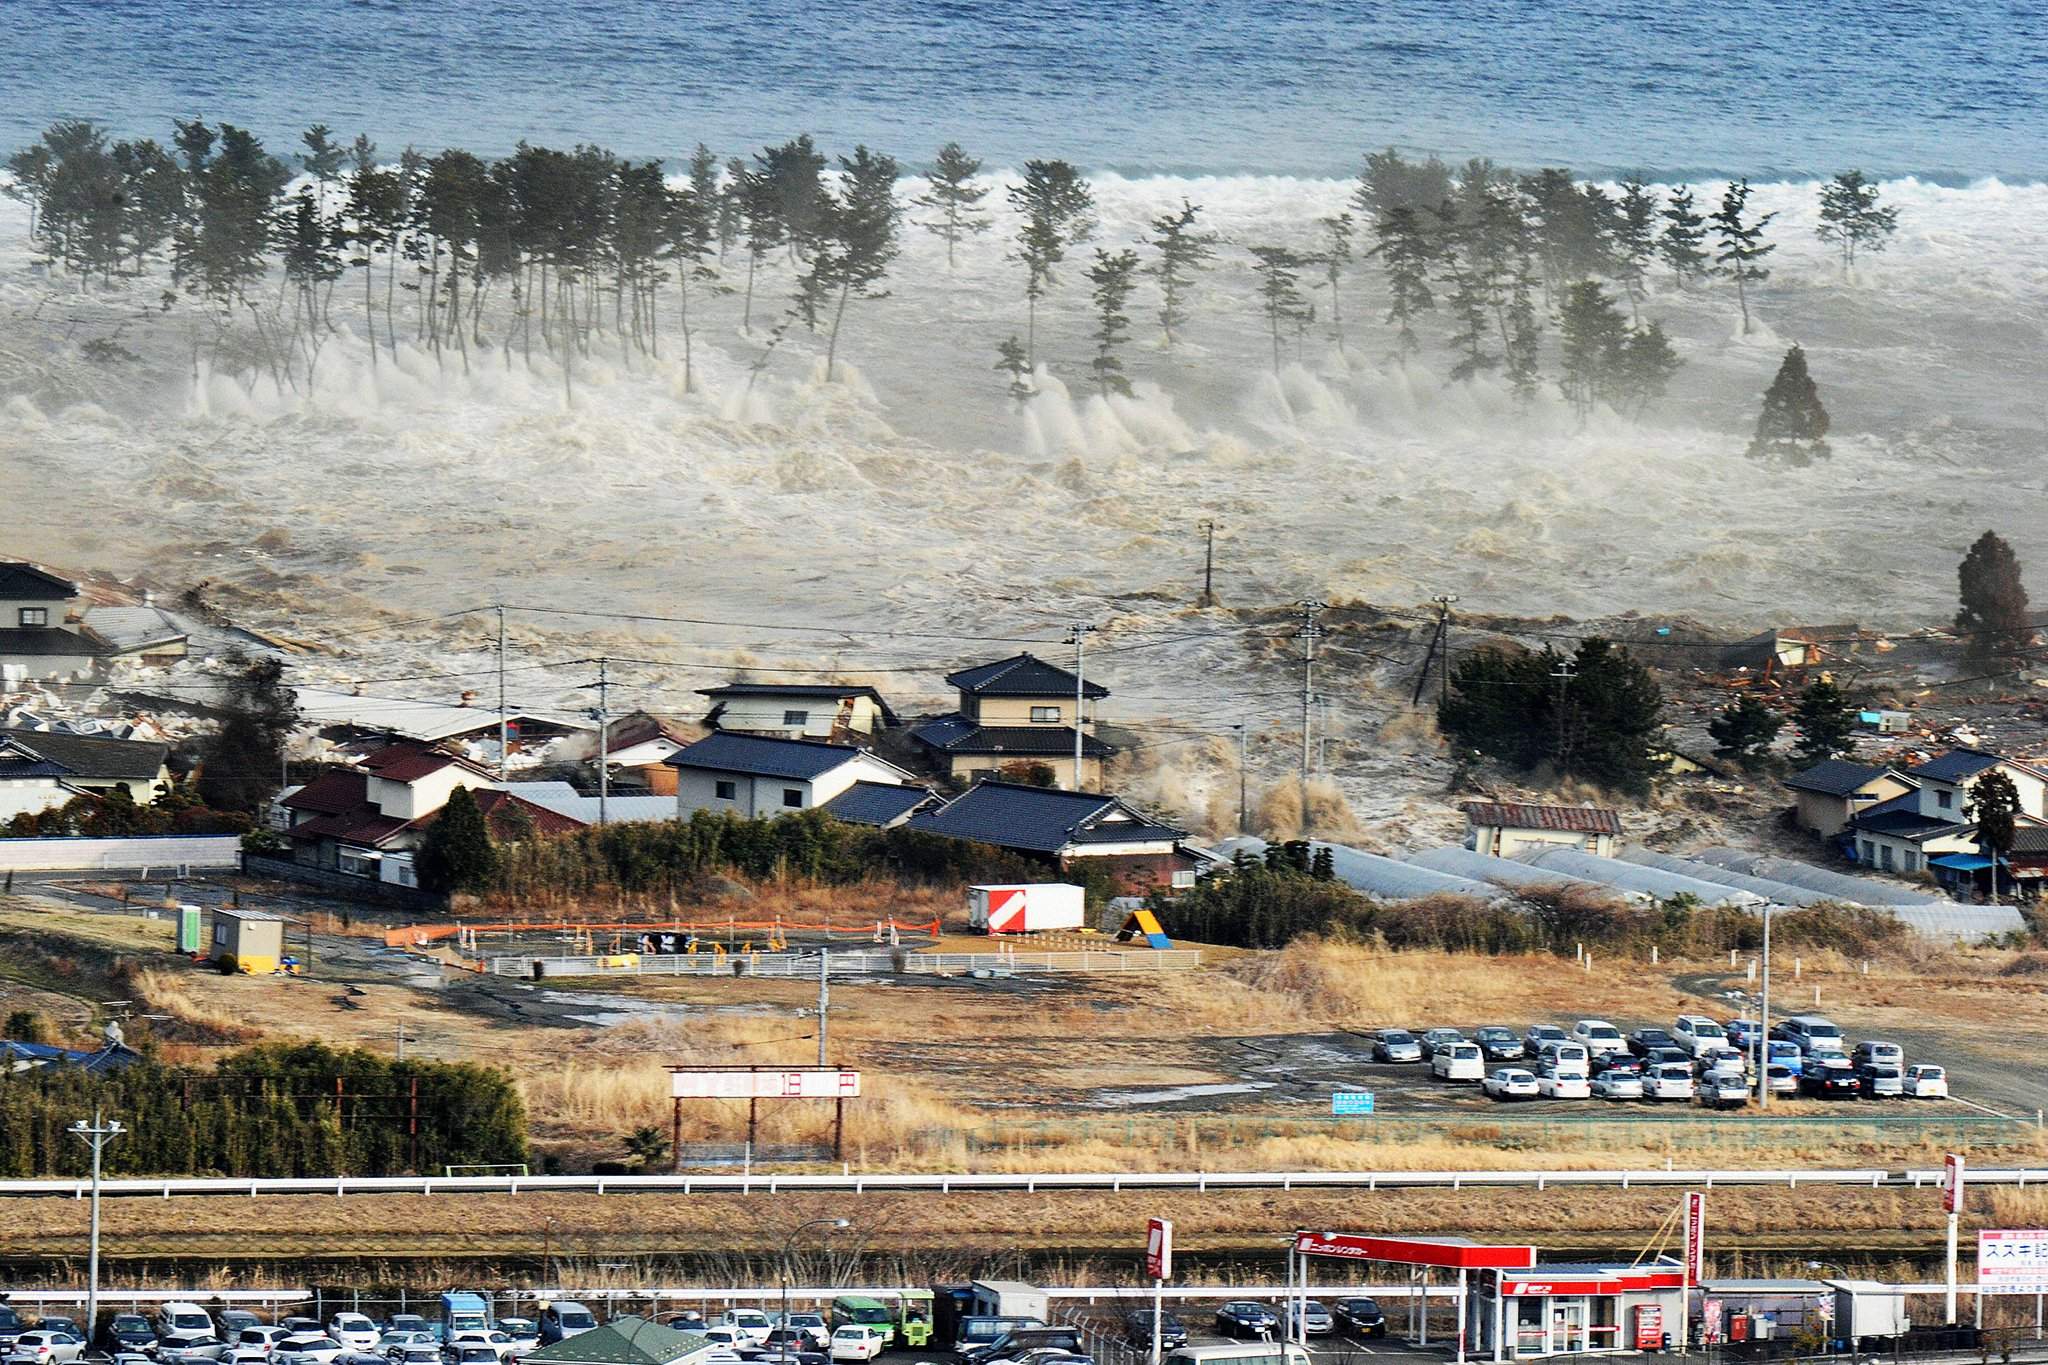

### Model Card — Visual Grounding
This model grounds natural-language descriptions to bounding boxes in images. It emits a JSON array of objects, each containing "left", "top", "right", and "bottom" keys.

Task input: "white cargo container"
[
  {"left": 967, "top": 883, "right": 1085, "bottom": 934},
  {"left": 1825, "top": 1281, "right": 1911, "bottom": 1342}
]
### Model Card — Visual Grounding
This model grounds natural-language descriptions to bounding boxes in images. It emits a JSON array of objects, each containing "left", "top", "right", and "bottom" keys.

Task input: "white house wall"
[
  {"left": 1473, "top": 824, "right": 1616, "bottom": 858},
  {"left": 0, "top": 777, "right": 70, "bottom": 820},
  {"left": 674, "top": 754, "right": 910, "bottom": 820},
  {"left": 367, "top": 767, "right": 499, "bottom": 820},
  {"left": 713, "top": 696, "right": 883, "bottom": 739}
]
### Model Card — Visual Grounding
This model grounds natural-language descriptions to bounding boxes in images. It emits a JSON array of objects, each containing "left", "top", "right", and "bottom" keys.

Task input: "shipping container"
[{"left": 967, "top": 883, "right": 1084, "bottom": 934}]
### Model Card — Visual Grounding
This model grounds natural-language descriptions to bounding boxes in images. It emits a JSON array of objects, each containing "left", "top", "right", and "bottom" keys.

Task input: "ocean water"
[{"left": 4, "top": 0, "right": 2044, "bottom": 179}]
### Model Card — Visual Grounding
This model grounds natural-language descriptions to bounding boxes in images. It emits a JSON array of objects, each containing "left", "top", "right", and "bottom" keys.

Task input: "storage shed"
[{"left": 210, "top": 907, "right": 286, "bottom": 975}]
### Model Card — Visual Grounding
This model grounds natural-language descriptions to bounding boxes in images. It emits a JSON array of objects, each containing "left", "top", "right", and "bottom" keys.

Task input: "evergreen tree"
[
  {"left": 1556, "top": 281, "right": 1627, "bottom": 421},
  {"left": 1351, "top": 148, "right": 1454, "bottom": 224},
  {"left": 1710, "top": 179, "right": 1777, "bottom": 335},
  {"left": 1085, "top": 247, "right": 1139, "bottom": 398},
  {"left": 756, "top": 134, "right": 828, "bottom": 261},
  {"left": 1746, "top": 344, "right": 1831, "bottom": 463},
  {"left": 414, "top": 785, "right": 498, "bottom": 894},
  {"left": 195, "top": 654, "right": 298, "bottom": 814},
  {"left": 664, "top": 173, "right": 717, "bottom": 394},
  {"left": 994, "top": 334, "right": 1033, "bottom": 401},
  {"left": 1615, "top": 177, "right": 1660, "bottom": 321},
  {"left": 1146, "top": 199, "right": 1215, "bottom": 350},
  {"left": 1438, "top": 203, "right": 1497, "bottom": 383},
  {"left": 344, "top": 137, "right": 405, "bottom": 366},
  {"left": 1614, "top": 322, "right": 1682, "bottom": 415},
  {"left": 1967, "top": 770, "right": 2021, "bottom": 899},
  {"left": 1439, "top": 638, "right": 1664, "bottom": 794},
  {"left": 1317, "top": 212, "right": 1355, "bottom": 353},
  {"left": 1791, "top": 678, "right": 1856, "bottom": 764},
  {"left": 1816, "top": 170, "right": 1899, "bottom": 277},
  {"left": 911, "top": 141, "right": 990, "bottom": 269},
  {"left": 1504, "top": 251, "right": 1542, "bottom": 405},
  {"left": 1659, "top": 185, "right": 1710, "bottom": 288},
  {"left": 1371, "top": 205, "right": 1434, "bottom": 355},
  {"left": 1708, "top": 694, "right": 1783, "bottom": 764},
  {"left": 1247, "top": 245, "right": 1310, "bottom": 376},
  {"left": 805, "top": 145, "right": 901, "bottom": 382},
  {"left": 1006, "top": 159, "right": 1094, "bottom": 370},
  {"left": 734, "top": 162, "right": 783, "bottom": 335},
  {"left": 1954, "top": 530, "right": 2032, "bottom": 662}
]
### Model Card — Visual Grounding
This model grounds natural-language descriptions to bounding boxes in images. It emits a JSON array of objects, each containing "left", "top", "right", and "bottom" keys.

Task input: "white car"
[
  {"left": 1482, "top": 1067, "right": 1538, "bottom": 1100},
  {"left": 448, "top": 1336, "right": 517, "bottom": 1362},
  {"left": 1570, "top": 1019, "right": 1627, "bottom": 1057},
  {"left": 719, "top": 1313, "right": 773, "bottom": 1348},
  {"left": 155, "top": 1341, "right": 232, "bottom": 1365},
  {"left": 1540, "top": 1042, "right": 1591, "bottom": 1078},
  {"left": 695, "top": 1330, "right": 750, "bottom": 1354},
  {"left": 1536, "top": 1066, "right": 1591, "bottom": 1099},
  {"left": 1431, "top": 1042, "right": 1486, "bottom": 1081},
  {"left": 1905, "top": 1064, "right": 1949, "bottom": 1098},
  {"left": 7, "top": 1332, "right": 86, "bottom": 1365},
  {"left": 829, "top": 1327, "right": 888, "bottom": 1362},
  {"left": 1673, "top": 1014, "right": 1728, "bottom": 1057},
  {"left": 1760, "top": 1064, "right": 1799, "bottom": 1096},
  {"left": 379, "top": 1335, "right": 436, "bottom": 1358},
  {"left": 1590, "top": 1070, "right": 1644, "bottom": 1100},
  {"left": 1696, "top": 1047, "right": 1746, "bottom": 1080},
  {"left": 1698, "top": 1073, "right": 1749, "bottom": 1108},
  {"left": 446, "top": 1348, "right": 498, "bottom": 1365},
  {"left": 1645, "top": 1062, "right": 1697, "bottom": 1101},
  {"left": 389, "top": 1351, "right": 440, "bottom": 1365},
  {"left": 328, "top": 1321, "right": 379, "bottom": 1355},
  {"left": 237, "top": 1329, "right": 293, "bottom": 1358},
  {"left": 273, "top": 1337, "right": 344, "bottom": 1365},
  {"left": 160, "top": 1308, "right": 220, "bottom": 1343}
]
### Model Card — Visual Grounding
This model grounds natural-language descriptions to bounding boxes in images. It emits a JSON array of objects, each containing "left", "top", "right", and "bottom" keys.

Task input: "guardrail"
[
  {"left": 493, "top": 949, "right": 1203, "bottom": 977},
  {"left": 3, "top": 1165, "right": 2043, "bottom": 1201}
]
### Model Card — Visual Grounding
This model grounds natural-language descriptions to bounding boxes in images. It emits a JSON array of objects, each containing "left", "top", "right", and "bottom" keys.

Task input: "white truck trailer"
[{"left": 967, "top": 883, "right": 1085, "bottom": 934}]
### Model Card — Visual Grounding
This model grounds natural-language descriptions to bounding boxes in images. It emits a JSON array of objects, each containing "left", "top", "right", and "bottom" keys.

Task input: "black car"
[
  {"left": 1122, "top": 1311, "right": 1187, "bottom": 1351},
  {"left": 1801, "top": 1066, "right": 1861, "bottom": 1099},
  {"left": 218, "top": 1314, "right": 263, "bottom": 1338},
  {"left": 1333, "top": 1298, "right": 1387, "bottom": 1338},
  {"left": 1591, "top": 1052, "right": 1645, "bottom": 1078},
  {"left": 1214, "top": 1302, "right": 1278, "bottom": 1338},
  {"left": 1473, "top": 1026, "right": 1525, "bottom": 1062},
  {"left": 752, "top": 1349, "right": 826, "bottom": 1365},
  {"left": 0, "top": 1306, "right": 23, "bottom": 1350},
  {"left": 102, "top": 1316, "right": 158, "bottom": 1355},
  {"left": 1627, "top": 1028, "right": 1678, "bottom": 1058}
]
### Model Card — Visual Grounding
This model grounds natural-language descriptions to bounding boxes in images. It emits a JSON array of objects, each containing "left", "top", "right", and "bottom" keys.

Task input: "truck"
[
  {"left": 1824, "top": 1281, "right": 1911, "bottom": 1347},
  {"left": 967, "top": 1282, "right": 1050, "bottom": 1324},
  {"left": 439, "top": 1293, "right": 491, "bottom": 1343},
  {"left": 968, "top": 884, "right": 1084, "bottom": 935}
]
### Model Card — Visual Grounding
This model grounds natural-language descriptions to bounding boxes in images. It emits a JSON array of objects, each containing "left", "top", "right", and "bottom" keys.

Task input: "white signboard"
[
  {"left": 670, "top": 1068, "right": 861, "bottom": 1099},
  {"left": 1978, "top": 1230, "right": 2048, "bottom": 1294}
]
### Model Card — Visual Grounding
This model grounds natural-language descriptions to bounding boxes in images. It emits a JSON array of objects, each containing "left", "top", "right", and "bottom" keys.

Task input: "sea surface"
[{"left": 3, "top": 0, "right": 2044, "bottom": 179}]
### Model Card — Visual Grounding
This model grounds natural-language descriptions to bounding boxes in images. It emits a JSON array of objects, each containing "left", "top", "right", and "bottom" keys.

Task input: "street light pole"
[
  {"left": 70, "top": 1108, "right": 125, "bottom": 1344},
  {"left": 780, "top": 1217, "right": 850, "bottom": 1363},
  {"left": 1758, "top": 906, "right": 1774, "bottom": 1110}
]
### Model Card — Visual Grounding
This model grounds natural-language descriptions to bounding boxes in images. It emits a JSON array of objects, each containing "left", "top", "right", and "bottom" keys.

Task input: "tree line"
[
  {"left": 4, "top": 121, "right": 1901, "bottom": 426},
  {"left": 0, "top": 1041, "right": 526, "bottom": 1177}
]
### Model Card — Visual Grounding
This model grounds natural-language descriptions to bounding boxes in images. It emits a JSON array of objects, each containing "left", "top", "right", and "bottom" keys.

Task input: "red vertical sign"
[
  {"left": 1145, "top": 1217, "right": 1173, "bottom": 1280},
  {"left": 1684, "top": 1191, "right": 1707, "bottom": 1282},
  {"left": 1944, "top": 1153, "right": 1966, "bottom": 1214}
]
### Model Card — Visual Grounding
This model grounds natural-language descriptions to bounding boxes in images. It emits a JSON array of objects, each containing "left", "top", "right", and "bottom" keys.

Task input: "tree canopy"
[
  {"left": 1955, "top": 530, "right": 2031, "bottom": 663},
  {"left": 1438, "top": 637, "right": 1665, "bottom": 794}
]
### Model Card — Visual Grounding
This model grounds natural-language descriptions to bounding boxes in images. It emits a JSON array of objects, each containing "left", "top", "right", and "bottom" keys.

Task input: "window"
[
  {"left": 1880, "top": 843, "right": 1894, "bottom": 871},
  {"left": 782, "top": 788, "right": 804, "bottom": 808},
  {"left": 1937, "top": 789, "right": 1953, "bottom": 809},
  {"left": 783, "top": 709, "right": 810, "bottom": 726},
  {"left": 714, "top": 779, "right": 737, "bottom": 800},
  {"left": 1030, "top": 705, "right": 1061, "bottom": 723},
  {"left": 1860, "top": 840, "right": 1874, "bottom": 865},
  {"left": 1171, "top": 869, "right": 1197, "bottom": 889},
  {"left": 17, "top": 607, "right": 46, "bottom": 627},
  {"left": 1904, "top": 850, "right": 1918, "bottom": 873}
]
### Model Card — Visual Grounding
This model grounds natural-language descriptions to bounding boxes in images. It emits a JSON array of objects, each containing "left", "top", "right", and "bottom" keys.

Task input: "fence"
[
  {"left": 0, "top": 834, "right": 240, "bottom": 872},
  {"left": 492, "top": 948, "right": 1204, "bottom": 978}
]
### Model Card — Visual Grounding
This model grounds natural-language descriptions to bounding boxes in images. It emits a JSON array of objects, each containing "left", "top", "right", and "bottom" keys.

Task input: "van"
[
  {"left": 1672, "top": 1015, "right": 1727, "bottom": 1057},
  {"left": 537, "top": 1304, "right": 596, "bottom": 1347},
  {"left": 830, "top": 1300, "right": 895, "bottom": 1332},
  {"left": 156, "top": 1306, "right": 216, "bottom": 1341},
  {"left": 1165, "top": 1345, "right": 1313, "bottom": 1365},
  {"left": 1776, "top": 1015, "right": 1846, "bottom": 1056}
]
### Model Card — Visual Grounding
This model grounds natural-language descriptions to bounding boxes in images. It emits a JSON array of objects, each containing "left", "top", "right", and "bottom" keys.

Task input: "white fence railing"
[
  {"left": 0, "top": 834, "right": 241, "bottom": 872},
  {"left": 3, "top": 1165, "right": 2043, "bottom": 1202},
  {"left": 496, "top": 949, "right": 1203, "bottom": 977}
]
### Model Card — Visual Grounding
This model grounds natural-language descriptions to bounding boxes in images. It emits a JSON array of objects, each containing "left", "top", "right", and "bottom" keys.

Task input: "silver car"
[{"left": 6, "top": 1332, "right": 87, "bottom": 1365}]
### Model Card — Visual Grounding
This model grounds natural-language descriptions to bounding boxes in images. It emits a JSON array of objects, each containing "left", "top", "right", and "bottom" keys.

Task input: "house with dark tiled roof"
[
  {"left": 0, "top": 561, "right": 107, "bottom": 680},
  {"left": 910, "top": 652, "right": 1115, "bottom": 791},
  {"left": 279, "top": 740, "right": 573, "bottom": 886},
  {"left": 1461, "top": 801, "right": 1623, "bottom": 858},
  {"left": 1844, "top": 747, "right": 2048, "bottom": 877},
  {"left": 698, "top": 682, "right": 897, "bottom": 742},
  {"left": 907, "top": 779, "right": 1199, "bottom": 892},
  {"left": 664, "top": 731, "right": 921, "bottom": 821},
  {"left": 0, "top": 727, "right": 173, "bottom": 821},
  {"left": 1784, "top": 758, "right": 1916, "bottom": 837}
]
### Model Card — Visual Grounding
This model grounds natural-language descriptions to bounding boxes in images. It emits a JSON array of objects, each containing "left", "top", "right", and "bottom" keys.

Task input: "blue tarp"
[{"left": 1929, "top": 854, "right": 1994, "bottom": 870}]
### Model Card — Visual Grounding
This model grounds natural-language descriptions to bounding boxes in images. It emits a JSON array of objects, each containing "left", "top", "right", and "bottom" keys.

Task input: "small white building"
[
  {"left": 698, "top": 683, "right": 897, "bottom": 742},
  {"left": 664, "top": 732, "right": 920, "bottom": 819},
  {"left": 1463, "top": 801, "right": 1622, "bottom": 859}
]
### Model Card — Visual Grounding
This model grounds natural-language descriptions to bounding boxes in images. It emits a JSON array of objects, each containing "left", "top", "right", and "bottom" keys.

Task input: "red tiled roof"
[
  {"left": 469, "top": 788, "right": 586, "bottom": 837},
  {"left": 1460, "top": 801, "right": 1623, "bottom": 835},
  {"left": 286, "top": 807, "right": 415, "bottom": 847},
  {"left": 360, "top": 740, "right": 496, "bottom": 783},
  {"left": 282, "top": 770, "right": 369, "bottom": 814}
]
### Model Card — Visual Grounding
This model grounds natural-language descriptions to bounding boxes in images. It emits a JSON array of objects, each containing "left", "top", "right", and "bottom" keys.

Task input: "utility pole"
[
  {"left": 581, "top": 658, "right": 611, "bottom": 825},
  {"left": 1295, "top": 599, "right": 1328, "bottom": 822},
  {"left": 1196, "top": 520, "right": 1219, "bottom": 607},
  {"left": 1432, "top": 593, "right": 1459, "bottom": 707},
  {"left": 1234, "top": 723, "right": 1249, "bottom": 834},
  {"left": 1757, "top": 905, "right": 1773, "bottom": 1110},
  {"left": 816, "top": 950, "right": 829, "bottom": 1067},
  {"left": 70, "top": 1108, "right": 124, "bottom": 1341},
  {"left": 1065, "top": 622, "right": 1098, "bottom": 790},
  {"left": 495, "top": 605, "right": 510, "bottom": 780},
  {"left": 1551, "top": 656, "right": 1577, "bottom": 772}
]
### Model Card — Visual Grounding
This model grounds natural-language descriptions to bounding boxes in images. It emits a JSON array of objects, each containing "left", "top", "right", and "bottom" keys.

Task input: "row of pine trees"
[{"left": 3, "top": 121, "right": 1900, "bottom": 418}]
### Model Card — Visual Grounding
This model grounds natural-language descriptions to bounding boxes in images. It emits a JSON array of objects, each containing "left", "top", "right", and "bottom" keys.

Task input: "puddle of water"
[
  {"left": 1091, "top": 1081, "right": 1277, "bottom": 1108},
  {"left": 539, "top": 990, "right": 787, "bottom": 1028}
]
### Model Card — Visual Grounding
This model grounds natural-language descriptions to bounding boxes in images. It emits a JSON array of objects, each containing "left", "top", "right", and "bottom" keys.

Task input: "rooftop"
[
  {"left": 359, "top": 740, "right": 498, "bottom": 784},
  {"left": 698, "top": 682, "right": 899, "bottom": 725},
  {"left": 0, "top": 562, "right": 78, "bottom": 599},
  {"left": 525, "top": 1317, "right": 707, "bottom": 1365},
  {"left": 1460, "top": 801, "right": 1622, "bottom": 835},
  {"left": 1905, "top": 748, "right": 2007, "bottom": 784},
  {"left": 909, "top": 714, "right": 1116, "bottom": 757},
  {"left": 819, "top": 781, "right": 934, "bottom": 827},
  {"left": 909, "top": 780, "right": 1184, "bottom": 854},
  {"left": 0, "top": 727, "right": 170, "bottom": 781},
  {"left": 81, "top": 606, "right": 188, "bottom": 653},
  {"left": 945, "top": 652, "right": 1109, "bottom": 699},
  {"left": 1785, "top": 759, "right": 1899, "bottom": 797},
  {"left": 291, "top": 686, "right": 591, "bottom": 743},
  {"left": 0, "top": 627, "right": 110, "bottom": 657},
  {"left": 664, "top": 730, "right": 884, "bottom": 781}
]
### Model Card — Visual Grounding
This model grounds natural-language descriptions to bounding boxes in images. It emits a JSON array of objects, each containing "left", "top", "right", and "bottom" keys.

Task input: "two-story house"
[
  {"left": 1845, "top": 747, "right": 2048, "bottom": 876},
  {"left": 909, "top": 652, "right": 1116, "bottom": 791},
  {"left": 0, "top": 562, "right": 108, "bottom": 681},
  {"left": 1784, "top": 759, "right": 1916, "bottom": 837},
  {"left": 698, "top": 682, "right": 897, "bottom": 742},
  {"left": 664, "top": 731, "right": 924, "bottom": 821},
  {"left": 0, "top": 728, "right": 173, "bottom": 820}
]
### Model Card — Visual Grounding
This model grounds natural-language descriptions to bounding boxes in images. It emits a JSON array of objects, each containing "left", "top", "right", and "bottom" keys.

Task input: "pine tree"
[
  {"left": 1746, "top": 344, "right": 1831, "bottom": 463},
  {"left": 1247, "top": 245, "right": 1310, "bottom": 376},
  {"left": 1006, "top": 159, "right": 1094, "bottom": 370},
  {"left": 994, "top": 334, "right": 1033, "bottom": 401},
  {"left": 1146, "top": 199, "right": 1215, "bottom": 350},
  {"left": 1438, "top": 205, "right": 1497, "bottom": 383},
  {"left": 734, "top": 162, "right": 783, "bottom": 335},
  {"left": 665, "top": 174, "right": 717, "bottom": 394},
  {"left": 1708, "top": 694, "right": 1783, "bottom": 764},
  {"left": 911, "top": 141, "right": 990, "bottom": 269},
  {"left": 1615, "top": 177, "right": 1660, "bottom": 321},
  {"left": 1557, "top": 281, "right": 1627, "bottom": 421},
  {"left": 1615, "top": 323, "right": 1682, "bottom": 415},
  {"left": 1791, "top": 679, "right": 1856, "bottom": 764},
  {"left": 1967, "top": 770, "right": 2021, "bottom": 898},
  {"left": 1504, "top": 251, "right": 1542, "bottom": 405},
  {"left": 1816, "top": 170, "right": 1899, "bottom": 277},
  {"left": 1659, "top": 185, "right": 1710, "bottom": 288},
  {"left": 757, "top": 134, "right": 827, "bottom": 262},
  {"left": 415, "top": 785, "right": 498, "bottom": 894},
  {"left": 1954, "top": 530, "right": 2031, "bottom": 662},
  {"left": 815, "top": 146, "right": 900, "bottom": 383},
  {"left": 1711, "top": 179, "right": 1777, "bottom": 335},
  {"left": 1317, "top": 212, "right": 1356, "bottom": 353},
  {"left": 1371, "top": 205, "right": 1434, "bottom": 355},
  {"left": 1085, "top": 247, "right": 1139, "bottom": 398}
]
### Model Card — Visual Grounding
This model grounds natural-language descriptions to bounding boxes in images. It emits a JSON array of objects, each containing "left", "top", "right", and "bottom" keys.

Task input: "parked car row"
[
  {"left": 1372, "top": 1012, "right": 1950, "bottom": 1106},
  {"left": 1208, "top": 1299, "right": 1383, "bottom": 1342}
]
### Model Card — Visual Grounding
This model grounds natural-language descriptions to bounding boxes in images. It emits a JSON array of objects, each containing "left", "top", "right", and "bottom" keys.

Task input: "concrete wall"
[
  {"left": 0, "top": 645, "right": 101, "bottom": 681},
  {"left": 0, "top": 594, "right": 75, "bottom": 627},
  {"left": 242, "top": 852, "right": 446, "bottom": 910},
  {"left": 0, "top": 834, "right": 241, "bottom": 871}
]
